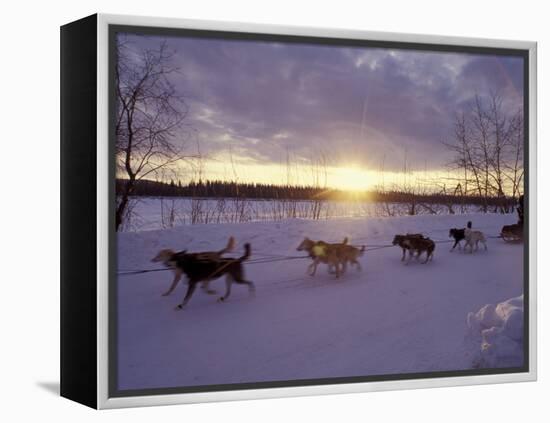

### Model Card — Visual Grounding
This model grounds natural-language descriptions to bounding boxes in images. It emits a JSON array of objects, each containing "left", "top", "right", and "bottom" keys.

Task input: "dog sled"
[
  {"left": 500, "top": 223, "right": 523, "bottom": 243},
  {"left": 500, "top": 195, "right": 524, "bottom": 243}
]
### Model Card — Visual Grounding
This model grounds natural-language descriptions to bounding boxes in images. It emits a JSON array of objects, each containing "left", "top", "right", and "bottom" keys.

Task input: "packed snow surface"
[{"left": 117, "top": 213, "right": 524, "bottom": 390}]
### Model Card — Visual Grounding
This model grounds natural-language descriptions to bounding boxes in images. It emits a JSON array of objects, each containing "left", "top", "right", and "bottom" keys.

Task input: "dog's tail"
[
  {"left": 239, "top": 243, "right": 251, "bottom": 261},
  {"left": 219, "top": 236, "right": 236, "bottom": 255}
]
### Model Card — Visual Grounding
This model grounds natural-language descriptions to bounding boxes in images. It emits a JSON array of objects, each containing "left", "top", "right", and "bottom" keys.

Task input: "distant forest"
[{"left": 116, "top": 178, "right": 518, "bottom": 208}]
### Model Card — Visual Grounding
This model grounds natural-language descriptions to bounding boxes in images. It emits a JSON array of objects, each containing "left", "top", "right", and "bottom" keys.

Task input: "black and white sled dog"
[{"left": 448, "top": 228, "right": 465, "bottom": 251}]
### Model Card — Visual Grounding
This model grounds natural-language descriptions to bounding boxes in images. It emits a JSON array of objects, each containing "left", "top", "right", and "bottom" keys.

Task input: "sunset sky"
[{"left": 120, "top": 33, "right": 524, "bottom": 191}]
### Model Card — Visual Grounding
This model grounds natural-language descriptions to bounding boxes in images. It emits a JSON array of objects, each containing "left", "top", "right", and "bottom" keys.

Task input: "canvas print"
[{"left": 112, "top": 29, "right": 527, "bottom": 394}]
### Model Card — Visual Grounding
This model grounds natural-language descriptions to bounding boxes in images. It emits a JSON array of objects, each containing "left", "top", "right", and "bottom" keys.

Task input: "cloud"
[{"left": 122, "top": 34, "right": 524, "bottom": 173}]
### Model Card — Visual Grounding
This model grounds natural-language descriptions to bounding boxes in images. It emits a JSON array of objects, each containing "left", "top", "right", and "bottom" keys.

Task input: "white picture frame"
[{"left": 61, "top": 13, "right": 537, "bottom": 409}]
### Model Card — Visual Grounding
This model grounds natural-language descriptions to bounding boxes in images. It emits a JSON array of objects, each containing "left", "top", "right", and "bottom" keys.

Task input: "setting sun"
[
  {"left": 328, "top": 166, "right": 376, "bottom": 191},
  {"left": 178, "top": 155, "right": 451, "bottom": 194}
]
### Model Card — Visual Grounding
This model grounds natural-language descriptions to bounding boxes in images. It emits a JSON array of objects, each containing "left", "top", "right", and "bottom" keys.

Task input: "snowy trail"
[{"left": 116, "top": 213, "right": 523, "bottom": 390}]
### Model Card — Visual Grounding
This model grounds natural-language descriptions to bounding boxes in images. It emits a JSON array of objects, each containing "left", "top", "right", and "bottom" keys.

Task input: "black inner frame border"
[{"left": 108, "top": 23, "right": 530, "bottom": 399}]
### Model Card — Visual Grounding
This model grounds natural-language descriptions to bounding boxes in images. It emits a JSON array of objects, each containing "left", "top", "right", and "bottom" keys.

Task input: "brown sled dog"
[
  {"left": 151, "top": 236, "right": 235, "bottom": 296},
  {"left": 392, "top": 234, "right": 424, "bottom": 262},
  {"left": 296, "top": 237, "right": 350, "bottom": 278},
  {"left": 169, "top": 243, "right": 254, "bottom": 309},
  {"left": 402, "top": 237, "right": 435, "bottom": 264}
]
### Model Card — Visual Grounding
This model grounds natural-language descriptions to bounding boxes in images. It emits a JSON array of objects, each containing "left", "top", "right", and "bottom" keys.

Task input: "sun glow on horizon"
[
  {"left": 328, "top": 166, "right": 378, "bottom": 192},
  {"left": 171, "top": 156, "right": 451, "bottom": 193}
]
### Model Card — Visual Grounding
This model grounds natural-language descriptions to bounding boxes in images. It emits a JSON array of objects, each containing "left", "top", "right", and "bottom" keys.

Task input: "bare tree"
[
  {"left": 115, "top": 36, "right": 194, "bottom": 231},
  {"left": 444, "top": 93, "right": 523, "bottom": 213},
  {"left": 308, "top": 150, "right": 328, "bottom": 220},
  {"left": 393, "top": 150, "right": 428, "bottom": 216},
  {"left": 503, "top": 109, "right": 524, "bottom": 202}
]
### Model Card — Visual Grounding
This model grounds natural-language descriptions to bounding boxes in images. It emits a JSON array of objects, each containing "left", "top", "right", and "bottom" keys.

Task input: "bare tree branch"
[{"left": 115, "top": 35, "right": 195, "bottom": 230}]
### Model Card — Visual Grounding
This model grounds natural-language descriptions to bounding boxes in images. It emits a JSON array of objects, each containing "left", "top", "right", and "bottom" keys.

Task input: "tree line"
[{"left": 116, "top": 178, "right": 517, "bottom": 208}]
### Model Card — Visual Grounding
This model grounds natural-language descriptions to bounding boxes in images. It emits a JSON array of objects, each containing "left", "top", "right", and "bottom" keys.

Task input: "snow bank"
[{"left": 467, "top": 295, "right": 524, "bottom": 368}]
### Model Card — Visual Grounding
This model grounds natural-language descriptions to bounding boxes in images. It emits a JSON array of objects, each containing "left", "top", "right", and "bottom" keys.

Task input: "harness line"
[{"left": 117, "top": 233, "right": 505, "bottom": 276}]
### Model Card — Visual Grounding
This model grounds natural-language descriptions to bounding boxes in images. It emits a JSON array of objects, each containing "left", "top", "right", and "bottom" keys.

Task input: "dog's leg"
[
  {"left": 162, "top": 272, "right": 182, "bottom": 296},
  {"left": 175, "top": 282, "right": 198, "bottom": 310},
  {"left": 218, "top": 275, "right": 233, "bottom": 302},
  {"left": 233, "top": 276, "right": 255, "bottom": 297},
  {"left": 201, "top": 279, "right": 217, "bottom": 295},
  {"left": 310, "top": 259, "right": 319, "bottom": 276},
  {"left": 401, "top": 248, "right": 406, "bottom": 261},
  {"left": 450, "top": 240, "right": 458, "bottom": 252},
  {"left": 423, "top": 251, "right": 430, "bottom": 264},
  {"left": 354, "top": 260, "right": 361, "bottom": 272},
  {"left": 405, "top": 250, "right": 413, "bottom": 265}
]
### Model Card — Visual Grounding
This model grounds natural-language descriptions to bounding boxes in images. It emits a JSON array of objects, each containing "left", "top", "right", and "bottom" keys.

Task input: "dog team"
[{"left": 151, "top": 220, "right": 489, "bottom": 309}]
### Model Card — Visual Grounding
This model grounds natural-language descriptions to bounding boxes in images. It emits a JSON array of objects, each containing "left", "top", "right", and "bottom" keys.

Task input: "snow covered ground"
[
  {"left": 120, "top": 197, "right": 482, "bottom": 231},
  {"left": 116, "top": 213, "right": 524, "bottom": 391}
]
